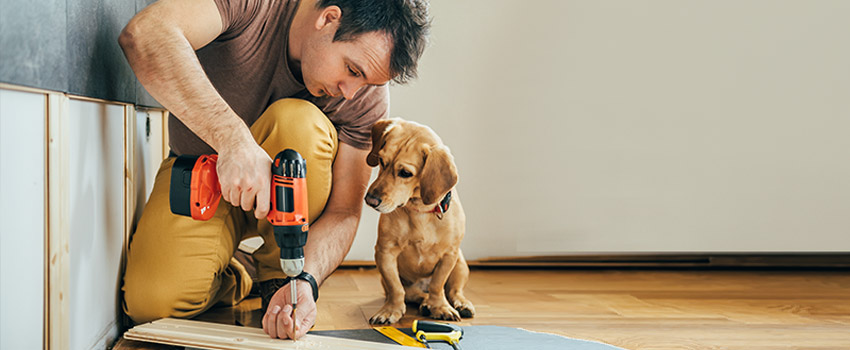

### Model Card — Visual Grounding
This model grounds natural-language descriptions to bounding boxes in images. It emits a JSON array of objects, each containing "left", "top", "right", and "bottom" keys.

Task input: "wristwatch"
[{"left": 285, "top": 271, "right": 319, "bottom": 302}]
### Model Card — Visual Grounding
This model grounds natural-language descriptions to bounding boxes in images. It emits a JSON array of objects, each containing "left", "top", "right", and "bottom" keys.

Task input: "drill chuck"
[
  {"left": 275, "top": 224, "right": 308, "bottom": 277},
  {"left": 281, "top": 259, "right": 304, "bottom": 278}
]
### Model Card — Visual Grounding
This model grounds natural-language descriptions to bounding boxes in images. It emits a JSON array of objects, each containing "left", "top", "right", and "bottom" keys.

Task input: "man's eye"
[
  {"left": 398, "top": 169, "right": 413, "bottom": 178},
  {"left": 347, "top": 65, "right": 360, "bottom": 77}
]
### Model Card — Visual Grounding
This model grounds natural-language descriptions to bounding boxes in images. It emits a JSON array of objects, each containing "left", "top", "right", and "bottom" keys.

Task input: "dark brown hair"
[{"left": 316, "top": 0, "right": 431, "bottom": 84}]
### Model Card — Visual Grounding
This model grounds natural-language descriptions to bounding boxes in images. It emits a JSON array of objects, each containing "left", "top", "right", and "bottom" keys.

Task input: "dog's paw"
[
  {"left": 370, "top": 303, "right": 406, "bottom": 325},
  {"left": 452, "top": 299, "right": 476, "bottom": 318},
  {"left": 419, "top": 302, "right": 461, "bottom": 321}
]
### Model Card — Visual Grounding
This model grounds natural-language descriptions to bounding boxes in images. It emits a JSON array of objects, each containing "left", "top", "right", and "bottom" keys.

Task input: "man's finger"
[
  {"left": 254, "top": 176, "right": 270, "bottom": 219},
  {"left": 219, "top": 184, "right": 229, "bottom": 204},
  {"left": 276, "top": 304, "right": 293, "bottom": 339},
  {"left": 226, "top": 187, "right": 239, "bottom": 206},
  {"left": 262, "top": 309, "right": 268, "bottom": 334},
  {"left": 240, "top": 186, "right": 256, "bottom": 212},
  {"left": 267, "top": 305, "right": 282, "bottom": 339},
  {"left": 297, "top": 310, "right": 312, "bottom": 339}
]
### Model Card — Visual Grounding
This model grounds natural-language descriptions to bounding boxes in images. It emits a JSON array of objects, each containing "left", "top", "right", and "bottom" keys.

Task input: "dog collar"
[{"left": 428, "top": 191, "right": 452, "bottom": 220}]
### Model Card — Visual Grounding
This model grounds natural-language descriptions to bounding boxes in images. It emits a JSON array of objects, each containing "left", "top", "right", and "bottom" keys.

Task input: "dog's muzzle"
[{"left": 364, "top": 193, "right": 382, "bottom": 209}]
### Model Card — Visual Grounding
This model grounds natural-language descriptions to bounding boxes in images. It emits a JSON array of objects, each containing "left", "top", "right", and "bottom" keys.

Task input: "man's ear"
[
  {"left": 366, "top": 119, "right": 397, "bottom": 167},
  {"left": 315, "top": 5, "right": 341, "bottom": 30},
  {"left": 419, "top": 145, "right": 458, "bottom": 205}
]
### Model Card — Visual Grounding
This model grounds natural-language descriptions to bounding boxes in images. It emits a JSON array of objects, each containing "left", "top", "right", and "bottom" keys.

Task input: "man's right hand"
[{"left": 217, "top": 140, "right": 272, "bottom": 219}]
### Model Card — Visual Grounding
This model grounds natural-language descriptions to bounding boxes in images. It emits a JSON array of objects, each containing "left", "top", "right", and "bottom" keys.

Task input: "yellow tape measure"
[{"left": 373, "top": 326, "right": 428, "bottom": 348}]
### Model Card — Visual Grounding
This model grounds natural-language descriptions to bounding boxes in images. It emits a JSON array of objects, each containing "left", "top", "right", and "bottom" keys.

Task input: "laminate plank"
[{"left": 125, "top": 318, "right": 419, "bottom": 350}]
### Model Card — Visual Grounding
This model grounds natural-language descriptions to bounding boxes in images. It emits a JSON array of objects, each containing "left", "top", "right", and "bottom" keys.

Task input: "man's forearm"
[
  {"left": 302, "top": 210, "right": 362, "bottom": 285},
  {"left": 118, "top": 13, "right": 252, "bottom": 152}
]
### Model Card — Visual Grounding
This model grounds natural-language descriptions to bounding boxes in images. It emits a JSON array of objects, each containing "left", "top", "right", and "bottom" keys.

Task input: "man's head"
[{"left": 296, "top": 0, "right": 430, "bottom": 99}]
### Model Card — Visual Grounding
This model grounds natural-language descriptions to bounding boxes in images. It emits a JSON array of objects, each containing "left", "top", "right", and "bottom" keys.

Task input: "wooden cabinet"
[
  {"left": 0, "top": 88, "right": 47, "bottom": 350},
  {"left": 131, "top": 109, "right": 167, "bottom": 223},
  {"left": 0, "top": 85, "right": 167, "bottom": 350}
]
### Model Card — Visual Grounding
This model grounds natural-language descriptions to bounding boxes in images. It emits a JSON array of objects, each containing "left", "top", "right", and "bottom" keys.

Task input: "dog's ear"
[
  {"left": 367, "top": 119, "right": 396, "bottom": 167},
  {"left": 420, "top": 145, "right": 458, "bottom": 205}
]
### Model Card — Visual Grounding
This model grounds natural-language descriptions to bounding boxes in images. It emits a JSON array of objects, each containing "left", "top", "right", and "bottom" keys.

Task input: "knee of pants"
[
  {"left": 124, "top": 288, "right": 178, "bottom": 325},
  {"left": 252, "top": 98, "right": 338, "bottom": 162},
  {"left": 123, "top": 269, "right": 216, "bottom": 324}
]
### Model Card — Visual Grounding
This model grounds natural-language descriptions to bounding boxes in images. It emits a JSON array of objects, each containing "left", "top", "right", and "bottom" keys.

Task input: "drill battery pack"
[{"left": 169, "top": 154, "right": 221, "bottom": 221}]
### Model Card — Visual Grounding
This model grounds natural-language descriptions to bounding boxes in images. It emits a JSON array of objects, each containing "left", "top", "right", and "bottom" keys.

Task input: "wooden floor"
[{"left": 116, "top": 267, "right": 850, "bottom": 350}]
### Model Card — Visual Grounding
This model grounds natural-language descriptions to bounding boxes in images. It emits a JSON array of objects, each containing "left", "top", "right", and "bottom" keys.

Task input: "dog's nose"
[{"left": 364, "top": 193, "right": 382, "bottom": 208}]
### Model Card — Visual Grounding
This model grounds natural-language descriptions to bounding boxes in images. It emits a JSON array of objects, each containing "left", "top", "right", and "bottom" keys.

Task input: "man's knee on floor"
[{"left": 123, "top": 281, "right": 211, "bottom": 324}]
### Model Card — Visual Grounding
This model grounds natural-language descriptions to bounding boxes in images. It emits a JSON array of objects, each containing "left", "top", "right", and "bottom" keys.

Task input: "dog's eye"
[{"left": 398, "top": 169, "right": 413, "bottom": 178}]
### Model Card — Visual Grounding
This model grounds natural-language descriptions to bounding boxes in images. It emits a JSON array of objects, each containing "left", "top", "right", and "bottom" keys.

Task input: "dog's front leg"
[
  {"left": 420, "top": 252, "right": 461, "bottom": 321},
  {"left": 369, "top": 248, "right": 406, "bottom": 324}
]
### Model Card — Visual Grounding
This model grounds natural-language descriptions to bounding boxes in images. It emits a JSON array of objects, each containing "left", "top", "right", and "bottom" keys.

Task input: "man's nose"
[{"left": 340, "top": 79, "right": 364, "bottom": 100}]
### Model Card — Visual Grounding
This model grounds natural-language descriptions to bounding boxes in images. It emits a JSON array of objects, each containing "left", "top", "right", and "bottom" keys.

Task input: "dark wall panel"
[
  {"left": 67, "top": 0, "right": 136, "bottom": 103},
  {"left": 0, "top": 0, "right": 68, "bottom": 91},
  {"left": 1, "top": 0, "right": 163, "bottom": 108}
]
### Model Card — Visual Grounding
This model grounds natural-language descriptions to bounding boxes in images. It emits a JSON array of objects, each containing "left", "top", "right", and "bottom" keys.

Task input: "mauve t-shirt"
[{"left": 168, "top": 0, "right": 389, "bottom": 155}]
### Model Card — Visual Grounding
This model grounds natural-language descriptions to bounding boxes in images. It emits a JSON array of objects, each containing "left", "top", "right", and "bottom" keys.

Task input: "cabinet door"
[
  {"left": 133, "top": 109, "right": 165, "bottom": 207},
  {"left": 68, "top": 99, "right": 125, "bottom": 350},
  {"left": 0, "top": 88, "right": 46, "bottom": 350}
]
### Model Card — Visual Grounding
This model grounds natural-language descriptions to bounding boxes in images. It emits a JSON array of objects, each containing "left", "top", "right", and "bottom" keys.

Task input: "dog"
[{"left": 364, "top": 118, "right": 475, "bottom": 324}]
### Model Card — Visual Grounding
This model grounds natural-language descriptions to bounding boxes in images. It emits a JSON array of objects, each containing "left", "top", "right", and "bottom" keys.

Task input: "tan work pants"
[{"left": 123, "top": 99, "right": 338, "bottom": 324}]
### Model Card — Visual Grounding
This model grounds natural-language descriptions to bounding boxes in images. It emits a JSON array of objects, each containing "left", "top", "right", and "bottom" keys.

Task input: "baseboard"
[
  {"left": 341, "top": 253, "right": 850, "bottom": 269},
  {"left": 85, "top": 320, "right": 118, "bottom": 350}
]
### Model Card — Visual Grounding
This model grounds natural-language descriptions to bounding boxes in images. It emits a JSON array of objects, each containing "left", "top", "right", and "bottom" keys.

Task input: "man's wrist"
[
  {"left": 210, "top": 112, "right": 253, "bottom": 152},
  {"left": 286, "top": 272, "right": 319, "bottom": 302}
]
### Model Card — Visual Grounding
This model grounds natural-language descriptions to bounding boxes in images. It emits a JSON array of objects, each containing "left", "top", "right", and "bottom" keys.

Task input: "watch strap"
[{"left": 285, "top": 271, "right": 318, "bottom": 302}]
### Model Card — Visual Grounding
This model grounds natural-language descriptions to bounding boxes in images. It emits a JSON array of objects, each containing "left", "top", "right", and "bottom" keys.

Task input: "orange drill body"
[{"left": 169, "top": 149, "right": 309, "bottom": 275}]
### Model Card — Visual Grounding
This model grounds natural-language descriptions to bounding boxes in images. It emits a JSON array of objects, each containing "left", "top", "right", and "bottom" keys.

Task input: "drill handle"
[{"left": 267, "top": 149, "right": 309, "bottom": 226}]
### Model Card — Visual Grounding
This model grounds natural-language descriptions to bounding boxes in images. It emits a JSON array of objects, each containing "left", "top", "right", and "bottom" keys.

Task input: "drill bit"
[{"left": 290, "top": 281, "right": 297, "bottom": 340}]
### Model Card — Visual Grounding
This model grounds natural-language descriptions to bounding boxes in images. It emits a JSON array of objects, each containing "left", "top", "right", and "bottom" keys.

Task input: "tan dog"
[{"left": 364, "top": 118, "right": 475, "bottom": 324}]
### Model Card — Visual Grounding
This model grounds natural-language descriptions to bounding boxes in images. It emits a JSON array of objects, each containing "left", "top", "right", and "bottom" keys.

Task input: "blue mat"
[{"left": 311, "top": 326, "right": 625, "bottom": 350}]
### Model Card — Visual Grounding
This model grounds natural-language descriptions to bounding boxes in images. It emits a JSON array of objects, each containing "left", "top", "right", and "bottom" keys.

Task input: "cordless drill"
[{"left": 169, "top": 149, "right": 309, "bottom": 336}]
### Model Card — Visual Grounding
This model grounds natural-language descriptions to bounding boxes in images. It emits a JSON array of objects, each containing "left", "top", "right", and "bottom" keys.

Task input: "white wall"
[
  {"left": 68, "top": 99, "right": 125, "bottom": 350},
  {"left": 0, "top": 88, "right": 46, "bottom": 350},
  {"left": 347, "top": 0, "right": 850, "bottom": 261}
]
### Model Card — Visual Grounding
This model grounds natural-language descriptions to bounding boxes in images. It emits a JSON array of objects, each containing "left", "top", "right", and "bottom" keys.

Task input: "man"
[{"left": 118, "top": 0, "right": 429, "bottom": 340}]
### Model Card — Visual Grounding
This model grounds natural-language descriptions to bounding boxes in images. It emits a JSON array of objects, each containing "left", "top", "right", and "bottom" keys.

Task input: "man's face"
[{"left": 301, "top": 29, "right": 393, "bottom": 100}]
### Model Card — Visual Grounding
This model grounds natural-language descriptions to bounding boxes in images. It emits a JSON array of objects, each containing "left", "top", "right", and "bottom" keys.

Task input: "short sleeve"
[
  {"left": 212, "top": 0, "right": 262, "bottom": 39},
  {"left": 316, "top": 84, "right": 389, "bottom": 150}
]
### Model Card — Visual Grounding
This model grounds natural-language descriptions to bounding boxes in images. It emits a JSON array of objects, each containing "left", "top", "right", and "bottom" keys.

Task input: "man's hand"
[
  {"left": 217, "top": 141, "right": 272, "bottom": 219},
  {"left": 262, "top": 279, "right": 317, "bottom": 339}
]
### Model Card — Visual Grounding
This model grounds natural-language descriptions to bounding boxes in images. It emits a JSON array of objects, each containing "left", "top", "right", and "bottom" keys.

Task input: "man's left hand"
[{"left": 261, "top": 279, "right": 317, "bottom": 339}]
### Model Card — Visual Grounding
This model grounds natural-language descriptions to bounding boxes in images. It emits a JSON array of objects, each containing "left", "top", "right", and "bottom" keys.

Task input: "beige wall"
[{"left": 346, "top": 0, "right": 850, "bottom": 261}]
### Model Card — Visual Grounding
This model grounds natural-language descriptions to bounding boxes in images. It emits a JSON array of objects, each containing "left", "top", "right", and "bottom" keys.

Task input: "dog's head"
[{"left": 364, "top": 118, "right": 458, "bottom": 214}]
